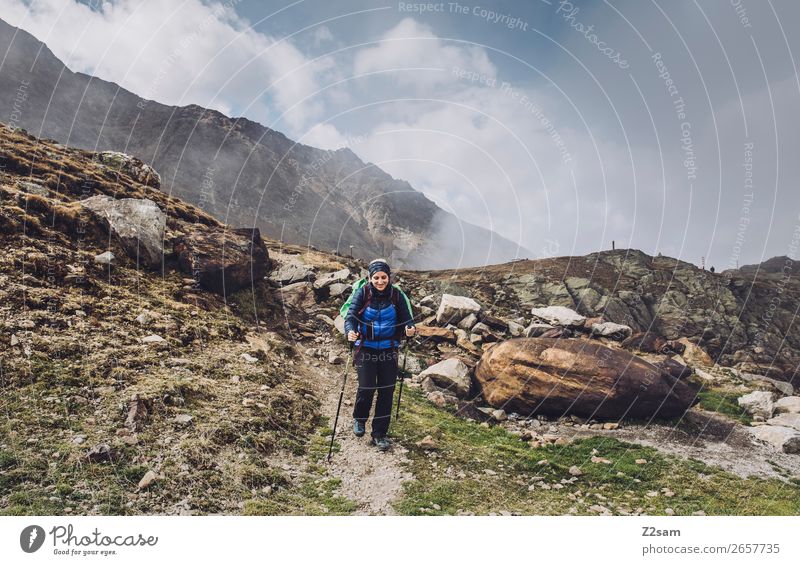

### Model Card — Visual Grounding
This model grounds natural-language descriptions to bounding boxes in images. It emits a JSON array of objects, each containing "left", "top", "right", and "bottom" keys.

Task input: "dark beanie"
[{"left": 368, "top": 258, "right": 391, "bottom": 278}]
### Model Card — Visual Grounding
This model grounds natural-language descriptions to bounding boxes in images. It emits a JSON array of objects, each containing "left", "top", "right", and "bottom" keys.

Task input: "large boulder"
[
  {"left": 175, "top": 227, "right": 270, "bottom": 295},
  {"left": 474, "top": 338, "right": 699, "bottom": 419},
  {"left": 80, "top": 195, "right": 165, "bottom": 269},
  {"left": 529, "top": 306, "right": 586, "bottom": 328},
  {"left": 419, "top": 357, "right": 472, "bottom": 398},
  {"left": 436, "top": 294, "right": 481, "bottom": 325}
]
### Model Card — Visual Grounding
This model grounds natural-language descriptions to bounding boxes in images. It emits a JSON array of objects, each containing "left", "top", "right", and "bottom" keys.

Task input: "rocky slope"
[
  {"left": 0, "top": 17, "right": 526, "bottom": 269},
  {"left": 2, "top": 125, "right": 799, "bottom": 516}
]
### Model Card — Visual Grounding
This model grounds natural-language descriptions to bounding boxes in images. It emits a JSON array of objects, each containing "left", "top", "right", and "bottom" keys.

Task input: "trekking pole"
[
  {"left": 327, "top": 339, "right": 355, "bottom": 463},
  {"left": 394, "top": 334, "right": 411, "bottom": 421}
]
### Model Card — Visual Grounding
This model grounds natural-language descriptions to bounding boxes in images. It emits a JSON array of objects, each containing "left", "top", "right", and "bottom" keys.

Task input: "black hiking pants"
[{"left": 352, "top": 346, "right": 398, "bottom": 438}]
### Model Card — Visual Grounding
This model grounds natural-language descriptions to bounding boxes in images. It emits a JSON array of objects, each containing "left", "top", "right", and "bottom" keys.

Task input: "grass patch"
[
  {"left": 390, "top": 387, "right": 800, "bottom": 515},
  {"left": 695, "top": 387, "right": 752, "bottom": 425}
]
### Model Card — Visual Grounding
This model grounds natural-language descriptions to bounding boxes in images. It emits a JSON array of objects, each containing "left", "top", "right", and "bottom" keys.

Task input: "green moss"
[{"left": 695, "top": 388, "right": 752, "bottom": 425}]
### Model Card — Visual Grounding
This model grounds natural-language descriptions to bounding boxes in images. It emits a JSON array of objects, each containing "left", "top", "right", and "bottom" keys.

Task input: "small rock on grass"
[
  {"left": 138, "top": 470, "right": 158, "bottom": 490},
  {"left": 416, "top": 435, "right": 438, "bottom": 450},
  {"left": 141, "top": 334, "right": 165, "bottom": 344}
]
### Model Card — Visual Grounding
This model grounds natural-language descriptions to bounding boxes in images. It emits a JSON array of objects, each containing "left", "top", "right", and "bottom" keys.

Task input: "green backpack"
[{"left": 339, "top": 278, "right": 413, "bottom": 320}]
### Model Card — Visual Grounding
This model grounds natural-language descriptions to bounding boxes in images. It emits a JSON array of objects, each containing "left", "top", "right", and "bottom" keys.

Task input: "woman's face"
[{"left": 371, "top": 271, "right": 389, "bottom": 291}]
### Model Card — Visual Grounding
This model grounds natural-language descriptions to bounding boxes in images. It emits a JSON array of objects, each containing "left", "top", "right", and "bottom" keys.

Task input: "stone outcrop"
[
  {"left": 474, "top": 338, "right": 699, "bottom": 419},
  {"left": 97, "top": 151, "right": 161, "bottom": 188},
  {"left": 175, "top": 226, "right": 270, "bottom": 295}
]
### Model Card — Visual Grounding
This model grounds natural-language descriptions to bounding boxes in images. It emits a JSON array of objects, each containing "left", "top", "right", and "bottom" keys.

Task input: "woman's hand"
[
  {"left": 347, "top": 330, "right": 358, "bottom": 342},
  {"left": 405, "top": 326, "right": 416, "bottom": 337}
]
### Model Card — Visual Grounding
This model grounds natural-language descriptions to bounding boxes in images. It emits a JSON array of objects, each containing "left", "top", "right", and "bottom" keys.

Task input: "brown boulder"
[
  {"left": 415, "top": 325, "right": 456, "bottom": 343},
  {"left": 474, "top": 338, "right": 699, "bottom": 419},
  {"left": 175, "top": 227, "right": 270, "bottom": 295}
]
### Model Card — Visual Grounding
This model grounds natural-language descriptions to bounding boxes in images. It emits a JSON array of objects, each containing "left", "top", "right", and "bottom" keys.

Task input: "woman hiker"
[{"left": 344, "top": 258, "right": 415, "bottom": 451}]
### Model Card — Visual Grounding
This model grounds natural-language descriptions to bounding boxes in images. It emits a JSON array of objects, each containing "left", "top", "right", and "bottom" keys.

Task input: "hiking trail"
[{"left": 315, "top": 344, "right": 414, "bottom": 515}]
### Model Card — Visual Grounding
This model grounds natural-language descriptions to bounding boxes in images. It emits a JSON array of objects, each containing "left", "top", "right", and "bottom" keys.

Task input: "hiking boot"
[
  {"left": 371, "top": 436, "right": 391, "bottom": 451},
  {"left": 353, "top": 420, "right": 366, "bottom": 437}
]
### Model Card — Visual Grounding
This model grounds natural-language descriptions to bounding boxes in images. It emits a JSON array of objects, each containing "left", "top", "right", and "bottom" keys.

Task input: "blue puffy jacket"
[{"left": 344, "top": 283, "right": 414, "bottom": 349}]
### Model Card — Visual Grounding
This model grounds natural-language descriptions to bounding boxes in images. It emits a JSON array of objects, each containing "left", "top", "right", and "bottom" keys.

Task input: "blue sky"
[{"left": 3, "top": 0, "right": 799, "bottom": 269}]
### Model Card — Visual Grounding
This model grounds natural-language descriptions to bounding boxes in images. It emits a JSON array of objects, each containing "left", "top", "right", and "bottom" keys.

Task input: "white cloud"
[
  {"left": 353, "top": 17, "right": 496, "bottom": 88},
  {"left": 0, "top": 0, "right": 332, "bottom": 132}
]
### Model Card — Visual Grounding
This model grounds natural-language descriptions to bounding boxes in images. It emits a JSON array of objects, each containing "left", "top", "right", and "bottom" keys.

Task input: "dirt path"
[{"left": 314, "top": 346, "right": 413, "bottom": 515}]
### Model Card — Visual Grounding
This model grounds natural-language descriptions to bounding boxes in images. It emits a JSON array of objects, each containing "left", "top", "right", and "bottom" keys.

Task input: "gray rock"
[
  {"left": 737, "top": 391, "right": 775, "bottom": 419},
  {"left": 80, "top": 196, "right": 166, "bottom": 269},
  {"left": 419, "top": 294, "right": 438, "bottom": 307},
  {"left": 313, "top": 268, "right": 350, "bottom": 290},
  {"left": 523, "top": 322, "right": 555, "bottom": 337},
  {"left": 767, "top": 413, "right": 800, "bottom": 432},
  {"left": 135, "top": 311, "right": 154, "bottom": 325},
  {"left": 530, "top": 306, "right": 586, "bottom": 328},
  {"left": 399, "top": 352, "right": 424, "bottom": 374},
  {"left": 492, "top": 409, "right": 507, "bottom": 422},
  {"left": 270, "top": 262, "right": 315, "bottom": 285},
  {"left": 418, "top": 357, "right": 472, "bottom": 398},
  {"left": 278, "top": 281, "right": 316, "bottom": 308},
  {"left": 470, "top": 322, "right": 493, "bottom": 336},
  {"left": 733, "top": 370, "right": 794, "bottom": 396},
  {"left": 328, "top": 282, "right": 350, "bottom": 298},
  {"left": 93, "top": 251, "right": 116, "bottom": 265},
  {"left": 436, "top": 294, "right": 481, "bottom": 325},
  {"left": 508, "top": 320, "right": 525, "bottom": 337},
  {"left": 750, "top": 425, "right": 800, "bottom": 453},
  {"left": 141, "top": 334, "right": 165, "bottom": 344},
  {"left": 590, "top": 322, "right": 633, "bottom": 340},
  {"left": 173, "top": 414, "right": 194, "bottom": 426},
  {"left": 775, "top": 396, "right": 800, "bottom": 415},
  {"left": 457, "top": 313, "right": 478, "bottom": 331},
  {"left": 333, "top": 315, "right": 345, "bottom": 335}
]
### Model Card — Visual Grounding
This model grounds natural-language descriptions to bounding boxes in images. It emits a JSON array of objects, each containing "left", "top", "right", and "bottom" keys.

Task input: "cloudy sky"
[{"left": 2, "top": 0, "right": 799, "bottom": 269}]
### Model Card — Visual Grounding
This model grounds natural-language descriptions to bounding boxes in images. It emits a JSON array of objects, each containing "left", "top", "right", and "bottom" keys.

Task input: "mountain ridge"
[{"left": 0, "top": 17, "right": 528, "bottom": 269}]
